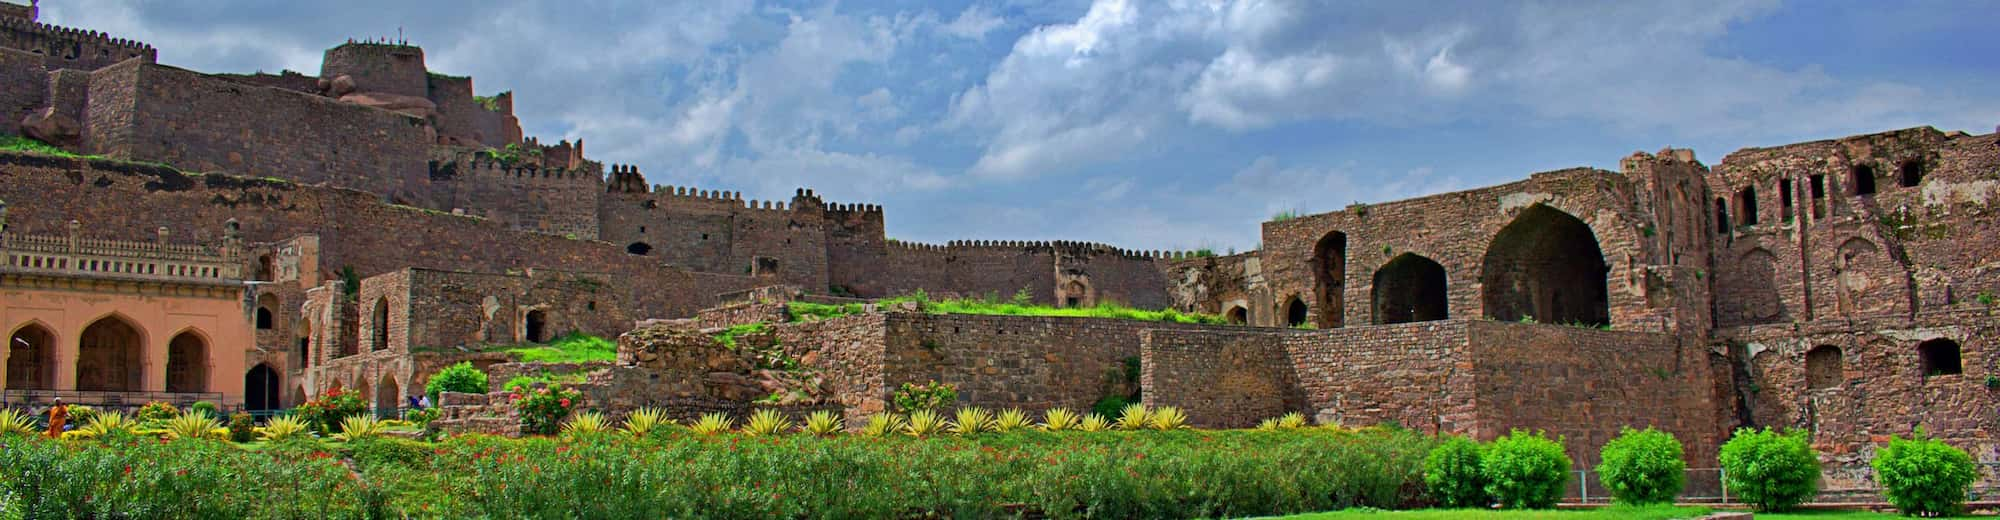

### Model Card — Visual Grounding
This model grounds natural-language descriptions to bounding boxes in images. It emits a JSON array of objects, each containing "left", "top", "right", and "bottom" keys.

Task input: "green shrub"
[
  {"left": 1596, "top": 427, "right": 1686, "bottom": 505},
  {"left": 1481, "top": 429, "right": 1571, "bottom": 509},
  {"left": 1091, "top": 394, "right": 1129, "bottom": 419},
  {"left": 892, "top": 380, "right": 957, "bottom": 413},
  {"left": 1718, "top": 427, "right": 1820, "bottom": 512},
  {"left": 425, "top": 361, "right": 490, "bottom": 398},
  {"left": 63, "top": 405, "right": 98, "bottom": 427},
  {"left": 226, "top": 412, "right": 256, "bottom": 443},
  {"left": 189, "top": 401, "right": 219, "bottom": 418},
  {"left": 1424, "top": 436, "right": 1488, "bottom": 508},
  {"left": 508, "top": 384, "right": 581, "bottom": 435},
  {"left": 135, "top": 401, "right": 180, "bottom": 423},
  {"left": 1872, "top": 430, "right": 1977, "bottom": 516},
  {"left": 294, "top": 387, "right": 369, "bottom": 434}
]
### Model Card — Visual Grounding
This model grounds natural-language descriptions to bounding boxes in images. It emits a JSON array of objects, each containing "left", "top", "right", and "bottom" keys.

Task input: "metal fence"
[{"left": 1566, "top": 464, "right": 2000, "bottom": 504}]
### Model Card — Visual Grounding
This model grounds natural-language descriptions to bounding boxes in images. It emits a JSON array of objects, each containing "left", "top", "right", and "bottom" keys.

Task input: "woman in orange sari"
[{"left": 45, "top": 397, "right": 67, "bottom": 438}]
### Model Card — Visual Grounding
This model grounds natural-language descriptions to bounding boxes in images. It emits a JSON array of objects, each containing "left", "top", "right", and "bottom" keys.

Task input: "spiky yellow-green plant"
[
  {"left": 560, "top": 411, "right": 608, "bottom": 437},
  {"left": 905, "top": 409, "right": 946, "bottom": 437},
  {"left": 1041, "top": 408, "right": 1081, "bottom": 432},
  {"left": 331, "top": 415, "right": 386, "bottom": 442},
  {"left": 802, "top": 410, "right": 843, "bottom": 437},
  {"left": 744, "top": 408, "right": 793, "bottom": 436},
  {"left": 621, "top": 407, "right": 668, "bottom": 437},
  {"left": 1078, "top": 413, "right": 1112, "bottom": 433},
  {"left": 993, "top": 408, "right": 1031, "bottom": 433},
  {"left": 79, "top": 411, "right": 136, "bottom": 438},
  {"left": 950, "top": 407, "right": 994, "bottom": 435},
  {"left": 1115, "top": 403, "right": 1152, "bottom": 430},
  {"left": 860, "top": 413, "right": 906, "bottom": 437},
  {"left": 1276, "top": 412, "right": 1309, "bottom": 429},
  {"left": 1255, "top": 418, "right": 1281, "bottom": 431},
  {"left": 164, "top": 410, "right": 224, "bottom": 441},
  {"left": 690, "top": 413, "right": 734, "bottom": 435},
  {"left": 258, "top": 416, "right": 310, "bottom": 441},
  {"left": 1150, "top": 406, "right": 1189, "bottom": 430},
  {"left": 0, "top": 409, "right": 38, "bottom": 436}
]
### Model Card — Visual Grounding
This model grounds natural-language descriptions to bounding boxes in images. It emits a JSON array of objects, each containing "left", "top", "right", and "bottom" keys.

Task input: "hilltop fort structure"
[{"left": 1, "top": 2, "right": 1994, "bottom": 493}]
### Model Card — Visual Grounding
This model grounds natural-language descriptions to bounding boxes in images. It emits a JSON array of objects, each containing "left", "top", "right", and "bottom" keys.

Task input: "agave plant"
[
  {"left": 164, "top": 410, "right": 224, "bottom": 441},
  {"left": 1115, "top": 403, "right": 1152, "bottom": 431},
  {"left": 1255, "top": 418, "right": 1281, "bottom": 431},
  {"left": 905, "top": 409, "right": 946, "bottom": 437},
  {"left": 0, "top": 408, "right": 37, "bottom": 436},
  {"left": 690, "top": 413, "right": 734, "bottom": 435},
  {"left": 745, "top": 409, "right": 793, "bottom": 436},
  {"left": 1276, "top": 412, "right": 1309, "bottom": 429},
  {"left": 561, "top": 411, "right": 608, "bottom": 437},
  {"left": 802, "top": 410, "right": 843, "bottom": 437},
  {"left": 258, "top": 416, "right": 310, "bottom": 441},
  {"left": 1078, "top": 413, "right": 1112, "bottom": 433},
  {"left": 949, "top": 407, "right": 994, "bottom": 435},
  {"left": 1150, "top": 406, "right": 1189, "bottom": 430},
  {"left": 621, "top": 407, "right": 668, "bottom": 438},
  {"left": 1041, "top": 408, "right": 1081, "bottom": 432},
  {"left": 79, "top": 411, "right": 137, "bottom": 438},
  {"left": 331, "top": 415, "right": 386, "bottom": 442},
  {"left": 859, "top": 413, "right": 906, "bottom": 437},
  {"left": 993, "top": 408, "right": 1031, "bottom": 433}
]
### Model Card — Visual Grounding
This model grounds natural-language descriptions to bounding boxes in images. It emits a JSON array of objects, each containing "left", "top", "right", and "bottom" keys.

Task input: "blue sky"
[{"left": 41, "top": 0, "right": 1998, "bottom": 251}]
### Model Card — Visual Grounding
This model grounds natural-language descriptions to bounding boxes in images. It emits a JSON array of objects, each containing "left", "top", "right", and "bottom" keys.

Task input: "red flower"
[{"left": 559, "top": 398, "right": 571, "bottom": 408}]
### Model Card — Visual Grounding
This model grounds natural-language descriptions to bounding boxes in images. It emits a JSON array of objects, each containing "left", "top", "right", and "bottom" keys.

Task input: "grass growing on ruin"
[
  {"left": 713, "top": 322, "right": 769, "bottom": 349},
  {"left": 0, "top": 135, "right": 96, "bottom": 158},
  {"left": 1278, "top": 505, "right": 1715, "bottom": 520},
  {"left": 787, "top": 291, "right": 1226, "bottom": 325},
  {"left": 502, "top": 331, "right": 616, "bottom": 363}
]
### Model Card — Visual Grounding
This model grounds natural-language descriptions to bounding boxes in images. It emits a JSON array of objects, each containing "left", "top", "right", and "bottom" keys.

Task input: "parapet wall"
[
  {"left": 0, "top": 15, "right": 155, "bottom": 71},
  {"left": 432, "top": 154, "right": 602, "bottom": 239},
  {"left": 0, "top": 46, "right": 42, "bottom": 135}
]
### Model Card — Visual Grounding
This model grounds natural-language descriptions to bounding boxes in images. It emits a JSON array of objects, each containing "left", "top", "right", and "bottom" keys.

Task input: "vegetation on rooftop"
[
  {"left": 785, "top": 289, "right": 1226, "bottom": 325},
  {"left": 501, "top": 331, "right": 616, "bottom": 363}
]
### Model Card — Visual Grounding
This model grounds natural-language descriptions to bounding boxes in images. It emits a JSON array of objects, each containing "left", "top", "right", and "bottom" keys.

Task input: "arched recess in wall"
[
  {"left": 256, "top": 254, "right": 274, "bottom": 282},
  {"left": 1852, "top": 164, "right": 1877, "bottom": 195},
  {"left": 1311, "top": 232, "right": 1347, "bottom": 328},
  {"left": 245, "top": 363, "right": 281, "bottom": 411},
  {"left": 256, "top": 293, "right": 278, "bottom": 330},
  {"left": 1805, "top": 345, "right": 1842, "bottom": 391},
  {"left": 1731, "top": 248, "right": 1783, "bottom": 325},
  {"left": 626, "top": 242, "right": 653, "bottom": 256},
  {"left": 524, "top": 310, "right": 549, "bottom": 343},
  {"left": 370, "top": 298, "right": 390, "bottom": 351},
  {"left": 1478, "top": 204, "right": 1610, "bottom": 326},
  {"left": 296, "top": 317, "right": 313, "bottom": 369},
  {"left": 376, "top": 376, "right": 400, "bottom": 416},
  {"left": 76, "top": 314, "right": 144, "bottom": 392},
  {"left": 1918, "top": 339, "right": 1961, "bottom": 376},
  {"left": 5, "top": 322, "right": 57, "bottom": 390},
  {"left": 1283, "top": 296, "right": 1308, "bottom": 328},
  {"left": 166, "top": 330, "right": 209, "bottom": 393},
  {"left": 1225, "top": 306, "right": 1248, "bottom": 325},
  {"left": 1372, "top": 253, "right": 1448, "bottom": 325},
  {"left": 1898, "top": 159, "right": 1924, "bottom": 187},
  {"left": 288, "top": 384, "right": 307, "bottom": 408},
  {"left": 1061, "top": 280, "right": 1090, "bottom": 308}
]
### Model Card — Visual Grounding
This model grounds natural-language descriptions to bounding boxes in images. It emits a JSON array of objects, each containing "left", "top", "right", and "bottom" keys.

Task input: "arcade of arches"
[{"left": 1, "top": 286, "right": 253, "bottom": 405}]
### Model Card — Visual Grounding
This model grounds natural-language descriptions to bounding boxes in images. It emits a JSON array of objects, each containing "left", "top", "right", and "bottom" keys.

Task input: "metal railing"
[
  {"left": 1, "top": 389, "right": 227, "bottom": 409},
  {"left": 1566, "top": 465, "right": 2000, "bottom": 504}
]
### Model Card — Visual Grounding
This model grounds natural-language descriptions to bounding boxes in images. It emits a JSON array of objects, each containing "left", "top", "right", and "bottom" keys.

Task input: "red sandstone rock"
[{"left": 19, "top": 107, "right": 79, "bottom": 147}]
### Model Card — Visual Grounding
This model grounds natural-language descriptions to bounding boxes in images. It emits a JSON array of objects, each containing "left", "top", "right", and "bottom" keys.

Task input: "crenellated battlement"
[
  {"left": 822, "top": 202, "right": 883, "bottom": 214},
  {"left": 0, "top": 14, "right": 155, "bottom": 70},
  {"left": 929, "top": 239, "right": 1205, "bottom": 260}
]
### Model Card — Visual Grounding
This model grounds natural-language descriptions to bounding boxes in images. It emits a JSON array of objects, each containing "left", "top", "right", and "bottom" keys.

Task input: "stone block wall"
[
  {"left": 772, "top": 314, "right": 889, "bottom": 417},
  {"left": 1140, "top": 328, "right": 1304, "bottom": 428},
  {"left": 433, "top": 157, "right": 603, "bottom": 240},
  {"left": 1283, "top": 321, "right": 1477, "bottom": 432},
  {"left": 0, "top": 16, "right": 155, "bottom": 71},
  {"left": 0, "top": 46, "right": 42, "bottom": 135},
  {"left": 401, "top": 268, "right": 633, "bottom": 351}
]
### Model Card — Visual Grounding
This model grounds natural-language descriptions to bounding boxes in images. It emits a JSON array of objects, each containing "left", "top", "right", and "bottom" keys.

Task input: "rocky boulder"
[{"left": 19, "top": 108, "right": 80, "bottom": 148}]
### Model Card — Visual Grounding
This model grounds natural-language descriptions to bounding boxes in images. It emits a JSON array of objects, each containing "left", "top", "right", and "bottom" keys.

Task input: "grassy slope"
[
  {"left": 1279, "top": 507, "right": 1910, "bottom": 520},
  {"left": 787, "top": 292, "right": 1225, "bottom": 325},
  {"left": 501, "top": 332, "right": 616, "bottom": 363}
]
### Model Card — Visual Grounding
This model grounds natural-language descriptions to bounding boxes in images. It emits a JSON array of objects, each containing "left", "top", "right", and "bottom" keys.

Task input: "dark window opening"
[
  {"left": 370, "top": 298, "right": 390, "bottom": 351},
  {"left": 1853, "top": 164, "right": 1876, "bottom": 195},
  {"left": 525, "top": 310, "right": 548, "bottom": 343},
  {"left": 1918, "top": 339, "right": 1961, "bottom": 376},
  {"left": 1372, "top": 253, "right": 1449, "bottom": 325},
  {"left": 1312, "top": 232, "right": 1347, "bottom": 328},
  {"left": 1898, "top": 159, "right": 1924, "bottom": 187},
  {"left": 1779, "top": 178, "right": 1794, "bottom": 222},
  {"left": 626, "top": 242, "right": 652, "bottom": 255},
  {"left": 256, "top": 307, "right": 274, "bottom": 329},
  {"left": 588, "top": 301, "right": 598, "bottom": 311},
  {"left": 1064, "top": 297, "right": 1080, "bottom": 308},
  {"left": 1809, "top": 175, "right": 1826, "bottom": 219},
  {"left": 1737, "top": 187, "right": 1759, "bottom": 226},
  {"left": 1715, "top": 198, "right": 1730, "bottom": 234},
  {"left": 256, "top": 254, "right": 274, "bottom": 281},
  {"left": 1225, "top": 306, "right": 1247, "bottom": 324},
  {"left": 1805, "top": 345, "right": 1842, "bottom": 390},
  {"left": 639, "top": 226, "right": 647, "bottom": 233},
  {"left": 1284, "top": 297, "right": 1308, "bottom": 327}
]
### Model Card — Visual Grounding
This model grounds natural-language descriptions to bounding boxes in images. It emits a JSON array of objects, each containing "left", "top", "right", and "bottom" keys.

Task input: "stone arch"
[
  {"left": 1898, "top": 159, "right": 1924, "bottom": 187},
  {"left": 1372, "top": 253, "right": 1448, "bottom": 325},
  {"left": 296, "top": 317, "right": 313, "bottom": 368},
  {"left": 370, "top": 297, "right": 390, "bottom": 351},
  {"left": 1918, "top": 339, "right": 1961, "bottom": 376},
  {"left": 1852, "top": 163, "right": 1876, "bottom": 195},
  {"left": 1311, "top": 231, "right": 1347, "bottom": 328},
  {"left": 245, "top": 363, "right": 281, "bottom": 411},
  {"left": 1731, "top": 248, "right": 1783, "bottom": 324},
  {"left": 1283, "top": 296, "right": 1308, "bottom": 327},
  {"left": 256, "top": 292, "right": 278, "bottom": 330},
  {"left": 626, "top": 242, "right": 652, "bottom": 256},
  {"left": 255, "top": 254, "right": 274, "bottom": 281},
  {"left": 76, "top": 314, "right": 145, "bottom": 392},
  {"left": 1225, "top": 305, "right": 1248, "bottom": 325},
  {"left": 166, "top": 329, "right": 209, "bottom": 393},
  {"left": 1805, "top": 345, "right": 1842, "bottom": 390},
  {"left": 524, "top": 309, "right": 549, "bottom": 343},
  {"left": 376, "top": 376, "right": 400, "bottom": 417},
  {"left": 5, "top": 321, "right": 57, "bottom": 390},
  {"left": 1737, "top": 186, "right": 1759, "bottom": 226},
  {"left": 1061, "top": 280, "right": 1091, "bottom": 308},
  {"left": 1479, "top": 204, "right": 1610, "bottom": 326}
]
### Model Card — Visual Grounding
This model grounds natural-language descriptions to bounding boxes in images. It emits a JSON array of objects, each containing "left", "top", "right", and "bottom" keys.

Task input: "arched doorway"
[
  {"left": 370, "top": 298, "right": 390, "bottom": 351},
  {"left": 166, "top": 331, "right": 209, "bottom": 393},
  {"left": 256, "top": 254, "right": 274, "bottom": 281},
  {"left": 1225, "top": 306, "right": 1248, "bottom": 325},
  {"left": 376, "top": 376, "right": 400, "bottom": 418},
  {"left": 1283, "top": 297, "right": 1308, "bottom": 328},
  {"left": 1061, "top": 280, "right": 1089, "bottom": 308},
  {"left": 1805, "top": 346, "right": 1842, "bottom": 390},
  {"left": 626, "top": 242, "right": 653, "bottom": 256},
  {"left": 77, "top": 315, "right": 145, "bottom": 391},
  {"left": 1311, "top": 232, "right": 1347, "bottom": 328},
  {"left": 6, "top": 323, "right": 56, "bottom": 390},
  {"left": 245, "top": 363, "right": 281, "bottom": 411},
  {"left": 1479, "top": 205, "right": 1610, "bottom": 326},
  {"left": 1372, "top": 253, "right": 1448, "bottom": 325},
  {"left": 524, "top": 310, "right": 548, "bottom": 343},
  {"left": 256, "top": 293, "right": 278, "bottom": 330},
  {"left": 296, "top": 318, "right": 313, "bottom": 368}
]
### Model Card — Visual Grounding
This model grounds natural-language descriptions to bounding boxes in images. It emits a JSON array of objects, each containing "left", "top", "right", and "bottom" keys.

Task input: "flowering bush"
[
  {"left": 509, "top": 384, "right": 582, "bottom": 435},
  {"left": 135, "top": 401, "right": 180, "bottom": 423},
  {"left": 227, "top": 412, "right": 257, "bottom": 443},
  {"left": 295, "top": 387, "right": 369, "bottom": 434},
  {"left": 891, "top": 380, "right": 957, "bottom": 413}
]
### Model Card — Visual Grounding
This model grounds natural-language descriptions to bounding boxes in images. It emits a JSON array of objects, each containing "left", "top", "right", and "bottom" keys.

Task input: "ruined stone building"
[{"left": 1, "top": 3, "right": 1995, "bottom": 489}]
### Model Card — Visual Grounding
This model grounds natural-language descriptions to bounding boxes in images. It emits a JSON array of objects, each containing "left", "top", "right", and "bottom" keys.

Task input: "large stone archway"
[
  {"left": 1479, "top": 204, "right": 1609, "bottom": 326},
  {"left": 1311, "top": 231, "right": 1347, "bottom": 328},
  {"left": 76, "top": 315, "right": 145, "bottom": 391},
  {"left": 1372, "top": 253, "right": 1448, "bottom": 325},
  {"left": 6, "top": 323, "right": 56, "bottom": 390},
  {"left": 245, "top": 363, "right": 281, "bottom": 411},
  {"left": 166, "top": 330, "right": 209, "bottom": 392}
]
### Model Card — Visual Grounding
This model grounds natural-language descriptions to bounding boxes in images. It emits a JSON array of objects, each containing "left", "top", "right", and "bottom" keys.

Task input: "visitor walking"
[{"left": 45, "top": 397, "right": 67, "bottom": 438}]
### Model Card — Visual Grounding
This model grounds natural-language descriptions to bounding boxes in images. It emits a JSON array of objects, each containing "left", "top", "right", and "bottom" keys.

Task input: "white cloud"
[{"left": 941, "top": 4, "right": 1005, "bottom": 40}]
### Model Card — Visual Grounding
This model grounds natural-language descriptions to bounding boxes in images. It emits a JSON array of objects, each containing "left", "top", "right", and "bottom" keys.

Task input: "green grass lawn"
[
  {"left": 1276, "top": 506, "right": 1913, "bottom": 519},
  {"left": 787, "top": 290, "right": 1226, "bottom": 324},
  {"left": 500, "top": 331, "right": 616, "bottom": 362}
]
